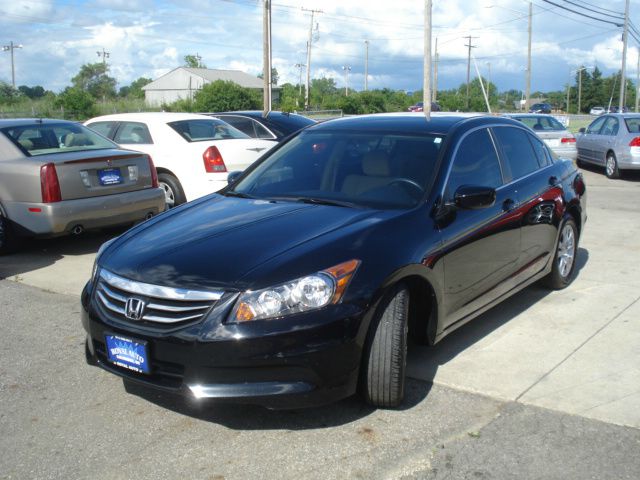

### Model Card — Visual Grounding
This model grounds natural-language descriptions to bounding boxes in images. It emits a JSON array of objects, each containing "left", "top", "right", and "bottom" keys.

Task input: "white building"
[{"left": 142, "top": 67, "right": 280, "bottom": 107}]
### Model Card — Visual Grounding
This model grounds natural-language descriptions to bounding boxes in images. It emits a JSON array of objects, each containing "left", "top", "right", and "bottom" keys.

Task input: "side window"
[
  {"left": 493, "top": 126, "right": 542, "bottom": 180},
  {"left": 253, "top": 120, "right": 276, "bottom": 139},
  {"left": 86, "top": 122, "right": 115, "bottom": 139},
  {"left": 447, "top": 128, "right": 502, "bottom": 196},
  {"left": 114, "top": 122, "right": 153, "bottom": 144},
  {"left": 586, "top": 116, "right": 607, "bottom": 134},
  {"left": 529, "top": 134, "right": 551, "bottom": 167},
  {"left": 220, "top": 116, "right": 255, "bottom": 137},
  {"left": 601, "top": 117, "right": 619, "bottom": 136}
]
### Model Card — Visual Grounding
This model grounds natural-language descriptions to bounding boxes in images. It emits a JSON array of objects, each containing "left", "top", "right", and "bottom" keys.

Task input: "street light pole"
[
  {"left": 262, "top": 0, "right": 272, "bottom": 117},
  {"left": 364, "top": 40, "right": 369, "bottom": 91},
  {"left": 342, "top": 65, "right": 351, "bottom": 96},
  {"left": 636, "top": 50, "right": 639, "bottom": 113},
  {"left": 2, "top": 41, "right": 23, "bottom": 88},
  {"left": 302, "top": 7, "right": 322, "bottom": 110},
  {"left": 526, "top": 2, "right": 532, "bottom": 109}
]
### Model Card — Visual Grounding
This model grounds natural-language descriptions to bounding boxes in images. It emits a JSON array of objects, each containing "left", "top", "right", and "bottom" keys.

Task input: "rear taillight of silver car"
[{"left": 40, "top": 163, "right": 62, "bottom": 203}]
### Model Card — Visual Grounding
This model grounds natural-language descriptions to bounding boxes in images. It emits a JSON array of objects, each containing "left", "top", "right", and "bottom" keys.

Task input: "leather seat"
[{"left": 341, "top": 151, "right": 393, "bottom": 196}]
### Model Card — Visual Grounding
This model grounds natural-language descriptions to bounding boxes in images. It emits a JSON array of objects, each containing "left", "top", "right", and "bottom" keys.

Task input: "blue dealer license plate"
[
  {"left": 105, "top": 334, "right": 150, "bottom": 374},
  {"left": 98, "top": 168, "right": 122, "bottom": 185}
]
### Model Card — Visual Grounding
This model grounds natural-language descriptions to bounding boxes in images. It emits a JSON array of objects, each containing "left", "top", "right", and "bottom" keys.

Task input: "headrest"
[{"left": 362, "top": 151, "right": 390, "bottom": 176}]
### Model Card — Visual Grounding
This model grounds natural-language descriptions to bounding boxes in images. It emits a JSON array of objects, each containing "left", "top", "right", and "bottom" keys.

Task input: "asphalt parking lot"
[{"left": 1, "top": 165, "right": 640, "bottom": 479}]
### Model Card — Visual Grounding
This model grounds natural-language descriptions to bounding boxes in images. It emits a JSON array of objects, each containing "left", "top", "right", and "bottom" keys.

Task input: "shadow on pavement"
[
  {"left": 579, "top": 163, "right": 640, "bottom": 182},
  {"left": 0, "top": 228, "right": 125, "bottom": 279}
]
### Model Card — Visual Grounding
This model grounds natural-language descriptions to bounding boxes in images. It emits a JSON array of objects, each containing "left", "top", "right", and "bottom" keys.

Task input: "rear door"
[{"left": 492, "top": 125, "right": 559, "bottom": 278}]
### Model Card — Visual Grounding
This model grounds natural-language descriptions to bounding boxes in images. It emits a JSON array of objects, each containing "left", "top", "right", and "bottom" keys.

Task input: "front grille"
[{"left": 95, "top": 269, "right": 223, "bottom": 326}]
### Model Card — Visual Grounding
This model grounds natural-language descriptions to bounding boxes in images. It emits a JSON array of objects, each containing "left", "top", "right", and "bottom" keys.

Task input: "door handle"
[{"left": 502, "top": 198, "right": 516, "bottom": 212}]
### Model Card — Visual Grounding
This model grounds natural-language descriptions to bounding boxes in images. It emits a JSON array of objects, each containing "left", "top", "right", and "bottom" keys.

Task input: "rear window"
[
  {"left": 624, "top": 117, "right": 640, "bottom": 133},
  {"left": 1, "top": 122, "right": 117, "bottom": 156},
  {"left": 512, "top": 116, "right": 564, "bottom": 131},
  {"left": 167, "top": 119, "right": 249, "bottom": 142}
]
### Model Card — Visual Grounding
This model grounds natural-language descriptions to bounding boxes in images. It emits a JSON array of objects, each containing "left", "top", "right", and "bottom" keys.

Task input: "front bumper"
[
  {"left": 6, "top": 187, "right": 166, "bottom": 236},
  {"left": 81, "top": 281, "right": 365, "bottom": 409}
]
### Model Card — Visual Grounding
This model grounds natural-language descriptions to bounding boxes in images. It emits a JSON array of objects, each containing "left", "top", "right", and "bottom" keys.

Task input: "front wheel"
[
  {"left": 361, "top": 284, "right": 409, "bottom": 408},
  {"left": 542, "top": 217, "right": 578, "bottom": 290},
  {"left": 605, "top": 152, "right": 621, "bottom": 179}
]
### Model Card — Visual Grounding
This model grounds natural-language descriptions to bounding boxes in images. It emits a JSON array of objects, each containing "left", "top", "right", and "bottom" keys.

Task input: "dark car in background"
[
  {"left": 407, "top": 102, "right": 441, "bottom": 112},
  {"left": 529, "top": 103, "right": 552, "bottom": 114},
  {"left": 82, "top": 113, "right": 586, "bottom": 409},
  {"left": 207, "top": 111, "right": 316, "bottom": 142},
  {"left": 0, "top": 119, "right": 165, "bottom": 253}
]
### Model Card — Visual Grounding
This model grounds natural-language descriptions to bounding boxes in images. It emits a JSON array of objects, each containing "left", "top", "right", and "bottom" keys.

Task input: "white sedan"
[{"left": 85, "top": 113, "right": 276, "bottom": 207}]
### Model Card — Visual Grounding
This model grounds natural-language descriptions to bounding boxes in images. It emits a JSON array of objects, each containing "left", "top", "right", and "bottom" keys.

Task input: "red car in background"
[{"left": 408, "top": 102, "right": 441, "bottom": 112}]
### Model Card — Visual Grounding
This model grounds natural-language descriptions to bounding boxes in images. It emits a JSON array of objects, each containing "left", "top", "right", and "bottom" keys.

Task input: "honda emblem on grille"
[{"left": 125, "top": 298, "right": 146, "bottom": 321}]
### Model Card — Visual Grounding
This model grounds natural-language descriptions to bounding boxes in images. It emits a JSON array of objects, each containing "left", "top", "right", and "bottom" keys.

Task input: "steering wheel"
[{"left": 388, "top": 178, "right": 424, "bottom": 197}]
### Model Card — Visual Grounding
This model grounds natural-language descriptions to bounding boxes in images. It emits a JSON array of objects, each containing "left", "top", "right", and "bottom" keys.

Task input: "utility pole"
[
  {"left": 526, "top": 1, "right": 532, "bottom": 109},
  {"left": 487, "top": 62, "right": 491, "bottom": 100},
  {"left": 195, "top": 53, "right": 202, "bottom": 68},
  {"left": 364, "top": 40, "right": 369, "bottom": 91},
  {"left": 2, "top": 41, "right": 23, "bottom": 88},
  {"left": 262, "top": 0, "right": 272, "bottom": 117},
  {"left": 578, "top": 68, "right": 584, "bottom": 114},
  {"left": 342, "top": 65, "right": 351, "bottom": 96},
  {"left": 295, "top": 62, "right": 305, "bottom": 106},
  {"left": 620, "top": 0, "right": 630, "bottom": 110},
  {"left": 636, "top": 45, "right": 640, "bottom": 113},
  {"left": 302, "top": 7, "right": 322, "bottom": 110},
  {"left": 96, "top": 47, "right": 110, "bottom": 68},
  {"left": 465, "top": 36, "right": 478, "bottom": 110},
  {"left": 424, "top": 0, "right": 432, "bottom": 119},
  {"left": 433, "top": 37, "right": 439, "bottom": 102}
]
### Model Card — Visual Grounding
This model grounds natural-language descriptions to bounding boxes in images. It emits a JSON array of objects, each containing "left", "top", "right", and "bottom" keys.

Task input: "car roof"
[
  {"left": 86, "top": 112, "right": 218, "bottom": 123},
  {"left": 307, "top": 112, "right": 517, "bottom": 135},
  {"left": 0, "top": 118, "right": 77, "bottom": 127}
]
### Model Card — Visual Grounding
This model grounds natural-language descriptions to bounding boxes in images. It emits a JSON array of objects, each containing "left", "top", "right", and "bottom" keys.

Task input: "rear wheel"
[
  {"left": 542, "top": 217, "right": 578, "bottom": 290},
  {"left": 605, "top": 152, "right": 621, "bottom": 179},
  {"left": 361, "top": 284, "right": 409, "bottom": 408},
  {"left": 158, "top": 173, "right": 186, "bottom": 208}
]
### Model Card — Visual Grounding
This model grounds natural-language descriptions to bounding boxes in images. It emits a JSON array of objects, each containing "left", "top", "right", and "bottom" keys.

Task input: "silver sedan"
[
  {"left": 576, "top": 113, "right": 640, "bottom": 179},
  {"left": 0, "top": 119, "right": 165, "bottom": 253},
  {"left": 502, "top": 114, "right": 577, "bottom": 161}
]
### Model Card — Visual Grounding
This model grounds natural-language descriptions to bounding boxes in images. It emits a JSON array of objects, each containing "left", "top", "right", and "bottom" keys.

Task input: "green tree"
[
  {"left": 55, "top": 87, "right": 97, "bottom": 119},
  {"left": 0, "top": 82, "right": 22, "bottom": 104},
  {"left": 257, "top": 68, "right": 279, "bottom": 86},
  {"left": 72, "top": 63, "right": 117, "bottom": 99},
  {"left": 184, "top": 55, "right": 205, "bottom": 68},
  {"left": 193, "top": 80, "right": 260, "bottom": 111},
  {"left": 18, "top": 85, "right": 46, "bottom": 99},
  {"left": 119, "top": 77, "right": 152, "bottom": 99},
  {"left": 309, "top": 77, "right": 339, "bottom": 109}
]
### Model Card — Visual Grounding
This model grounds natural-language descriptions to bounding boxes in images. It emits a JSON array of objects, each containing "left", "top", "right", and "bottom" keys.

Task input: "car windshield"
[
  {"left": 513, "top": 116, "right": 565, "bottom": 131},
  {"left": 230, "top": 130, "right": 443, "bottom": 209},
  {"left": 168, "top": 119, "right": 249, "bottom": 142},
  {"left": 1, "top": 122, "right": 117, "bottom": 156}
]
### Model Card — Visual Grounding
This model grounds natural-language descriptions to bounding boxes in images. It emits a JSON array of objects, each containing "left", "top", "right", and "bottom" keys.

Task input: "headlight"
[
  {"left": 231, "top": 259, "right": 360, "bottom": 322},
  {"left": 91, "top": 237, "right": 118, "bottom": 283}
]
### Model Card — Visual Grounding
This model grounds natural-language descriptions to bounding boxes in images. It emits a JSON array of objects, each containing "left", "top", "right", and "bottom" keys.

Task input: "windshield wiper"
[
  {"left": 294, "top": 197, "right": 359, "bottom": 208},
  {"left": 223, "top": 191, "right": 255, "bottom": 199}
]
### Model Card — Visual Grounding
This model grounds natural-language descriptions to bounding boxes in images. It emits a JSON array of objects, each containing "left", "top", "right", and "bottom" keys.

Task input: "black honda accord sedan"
[{"left": 81, "top": 113, "right": 587, "bottom": 409}]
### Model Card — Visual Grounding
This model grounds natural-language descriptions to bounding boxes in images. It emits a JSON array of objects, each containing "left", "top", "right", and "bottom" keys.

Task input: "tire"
[
  {"left": 158, "top": 173, "right": 186, "bottom": 208},
  {"left": 542, "top": 217, "right": 578, "bottom": 290},
  {"left": 0, "top": 213, "right": 14, "bottom": 255},
  {"left": 361, "top": 284, "right": 409, "bottom": 408},
  {"left": 605, "top": 152, "right": 621, "bottom": 179}
]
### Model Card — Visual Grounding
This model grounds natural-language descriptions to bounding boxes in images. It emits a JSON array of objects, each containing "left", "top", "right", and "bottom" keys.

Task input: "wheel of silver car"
[
  {"left": 157, "top": 173, "right": 186, "bottom": 208},
  {"left": 605, "top": 152, "right": 620, "bottom": 179},
  {"left": 543, "top": 217, "right": 578, "bottom": 290},
  {"left": 361, "top": 284, "right": 409, "bottom": 408}
]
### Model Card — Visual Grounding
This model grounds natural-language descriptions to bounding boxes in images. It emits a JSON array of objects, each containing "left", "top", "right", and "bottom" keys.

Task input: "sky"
[{"left": 1, "top": 0, "right": 639, "bottom": 95}]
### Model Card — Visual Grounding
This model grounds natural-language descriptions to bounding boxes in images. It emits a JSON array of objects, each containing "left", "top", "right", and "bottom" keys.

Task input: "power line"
[
  {"left": 540, "top": 0, "right": 624, "bottom": 26},
  {"left": 557, "top": 0, "right": 623, "bottom": 20}
]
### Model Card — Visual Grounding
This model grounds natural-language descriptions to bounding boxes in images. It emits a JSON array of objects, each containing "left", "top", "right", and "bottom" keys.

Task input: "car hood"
[{"left": 101, "top": 195, "right": 394, "bottom": 290}]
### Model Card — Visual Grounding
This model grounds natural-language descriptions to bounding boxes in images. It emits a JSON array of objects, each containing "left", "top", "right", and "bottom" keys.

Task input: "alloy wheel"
[
  {"left": 606, "top": 155, "right": 616, "bottom": 177},
  {"left": 160, "top": 182, "right": 175, "bottom": 208},
  {"left": 557, "top": 223, "right": 576, "bottom": 278}
]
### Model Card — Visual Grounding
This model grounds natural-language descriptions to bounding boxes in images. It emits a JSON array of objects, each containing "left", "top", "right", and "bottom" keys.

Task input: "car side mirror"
[
  {"left": 227, "top": 171, "right": 243, "bottom": 185},
  {"left": 454, "top": 185, "right": 496, "bottom": 210},
  {"left": 579, "top": 128, "right": 586, "bottom": 134}
]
